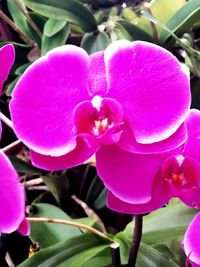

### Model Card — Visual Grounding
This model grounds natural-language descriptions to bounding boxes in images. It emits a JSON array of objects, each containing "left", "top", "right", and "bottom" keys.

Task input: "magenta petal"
[
  {"left": 183, "top": 213, "right": 200, "bottom": 266},
  {"left": 183, "top": 109, "right": 200, "bottom": 159},
  {"left": 0, "top": 44, "right": 15, "bottom": 93},
  {"left": 180, "top": 188, "right": 200, "bottom": 209},
  {"left": 107, "top": 174, "right": 169, "bottom": 214},
  {"left": 30, "top": 137, "right": 98, "bottom": 171},
  {"left": 17, "top": 218, "right": 30, "bottom": 236},
  {"left": 0, "top": 150, "right": 25, "bottom": 233},
  {"left": 10, "top": 45, "right": 90, "bottom": 156},
  {"left": 96, "top": 145, "right": 163, "bottom": 203},
  {"left": 105, "top": 40, "right": 190, "bottom": 144},
  {"left": 88, "top": 51, "right": 107, "bottom": 96},
  {"left": 117, "top": 122, "right": 187, "bottom": 154}
]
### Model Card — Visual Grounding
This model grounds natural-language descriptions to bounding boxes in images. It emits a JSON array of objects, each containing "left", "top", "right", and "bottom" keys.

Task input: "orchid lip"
[{"left": 73, "top": 95, "right": 124, "bottom": 142}]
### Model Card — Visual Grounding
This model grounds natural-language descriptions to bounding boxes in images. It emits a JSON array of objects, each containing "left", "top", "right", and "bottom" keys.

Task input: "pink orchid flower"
[
  {"left": 103, "top": 109, "right": 200, "bottom": 214},
  {"left": 0, "top": 44, "right": 15, "bottom": 137},
  {"left": 0, "top": 44, "right": 29, "bottom": 235},
  {"left": 0, "top": 150, "right": 26, "bottom": 234},
  {"left": 10, "top": 40, "right": 190, "bottom": 175},
  {"left": 183, "top": 212, "right": 200, "bottom": 267}
]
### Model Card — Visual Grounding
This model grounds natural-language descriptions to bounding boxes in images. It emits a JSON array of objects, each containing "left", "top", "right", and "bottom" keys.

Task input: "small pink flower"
[
  {"left": 104, "top": 109, "right": 200, "bottom": 214},
  {"left": 0, "top": 44, "right": 15, "bottom": 137},
  {"left": 10, "top": 40, "right": 190, "bottom": 173},
  {"left": 0, "top": 150, "right": 26, "bottom": 233},
  {"left": 183, "top": 212, "right": 200, "bottom": 267}
]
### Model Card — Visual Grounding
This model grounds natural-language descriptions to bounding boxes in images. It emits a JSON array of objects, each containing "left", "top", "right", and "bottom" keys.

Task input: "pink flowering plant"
[{"left": 1, "top": 0, "right": 200, "bottom": 266}]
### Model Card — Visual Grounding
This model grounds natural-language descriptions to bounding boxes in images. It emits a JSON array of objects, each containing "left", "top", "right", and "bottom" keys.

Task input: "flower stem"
[
  {"left": 27, "top": 217, "right": 114, "bottom": 243},
  {"left": 128, "top": 215, "right": 143, "bottom": 267},
  {"left": 111, "top": 242, "right": 121, "bottom": 267},
  {"left": 0, "top": 11, "right": 35, "bottom": 46},
  {"left": 0, "top": 112, "right": 13, "bottom": 129},
  {"left": 2, "top": 139, "right": 22, "bottom": 154}
]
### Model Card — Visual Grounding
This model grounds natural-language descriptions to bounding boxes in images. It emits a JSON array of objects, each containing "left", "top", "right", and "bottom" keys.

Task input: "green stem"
[{"left": 27, "top": 217, "right": 114, "bottom": 243}]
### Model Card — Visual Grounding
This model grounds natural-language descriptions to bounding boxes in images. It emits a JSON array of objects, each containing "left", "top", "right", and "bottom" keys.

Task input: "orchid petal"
[
  {"left": 105, "top": 40, "right": 190, "bottom": 144},
  {"left": 96, "top": 145, "right": 163, "bottom": 203},
  {"left": 0, "top": 44, "right": 15, "bottom": 93},
  {"left": 0, "top": 150, "right": 25, "bottom": 233},
  {"left": 10, "top": 45, "right": 90, "bottom": 156},
  {"left": 117, "top": 122, "right": 187, "bottom": 154},
  {"left": 88, "top": 51, "right": 107, "bottom": 96},
  {"left": 183, "top": 213, "right": 200, "bottom": 266},
  {"left": 180, "top": 188, "right": 200, "bottom": 209},
  {"left": 107, "top": 174, "right": 168, "bottom": 214},
  {"left": 30, "top": 137, "right": 98, "bottom": 171},
  {"left": 17, "top": 218, "right": 30, "bottom": 236},
  {"left": 183, "top": 109, "right": 200, "bottom": 160}
]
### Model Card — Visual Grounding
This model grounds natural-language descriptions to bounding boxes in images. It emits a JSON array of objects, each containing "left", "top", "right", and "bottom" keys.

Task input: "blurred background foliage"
[{"left": 0, "top": 0, "right": 200, "bottom": 266}]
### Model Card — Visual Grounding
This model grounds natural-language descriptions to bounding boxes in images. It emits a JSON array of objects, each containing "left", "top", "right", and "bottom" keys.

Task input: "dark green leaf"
[
  {"left": 18, "top": 233, "right": 110, "bottom": 267},
  {"left": 30, "top": 203, "right": 81, "bottom": 248},
  {"left": 93, "top": 187, "right": 107, "bottom": 210},
  {"left": 42, "top": 175, "right": 69, "bottom": 205},
  {"left": 8, "top": 155, "right": 42, "bottom": 174},
  {"left": 44, "top": 18, "right": 67, "bottom": 37},
  {"left": 81, "top": 32, "right": 110, "bottom": 54},
  {"left": 6, "top": 76, "right": 20, "bottom": 97},
  {"left": 15, "top": 63, "right": 31, "bottom": 75},
  {"left": 41, "top": 23, "right": 70, "bottom": 55},
  {"left": 22, "top": 0, "right": 97, "bottom": 32},
  {"left": 117, "top": 20, "right": 153, "bottom": 42}
]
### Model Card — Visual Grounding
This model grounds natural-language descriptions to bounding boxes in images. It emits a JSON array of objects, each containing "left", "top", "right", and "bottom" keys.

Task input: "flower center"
[
  {"left": 162, "top": 155, "right": 198, "bottom": 197},
  {"left": 74, "top": 95, "right": 123, "bottom": 141},
  {"left": 171, "top": 172, "right": 187, "bottom": 187}
]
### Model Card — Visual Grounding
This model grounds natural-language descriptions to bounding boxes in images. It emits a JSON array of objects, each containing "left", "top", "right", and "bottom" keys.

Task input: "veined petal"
[
  {"left": 117, "top": 122, "right": 187, "bottom": 154},
  {"left": 107, "top": 174, "right": 168, "bottom": 214},
  {"left": 10, "top": 45, "right": 90, "bottom": 156},
  {"left": 105, "top": 40, "right": 190, "bottom": 144},
  {"left": 0, "top": 44, "right": 15, "bottom": 93},
  {"left": 183, "top": 213, "right": 200, "bottom": 266},
  {"left": 96, "top": 145, "right": 163, "bottom": 203},
  {"left": 0, "top": 150, "right": 25, "bottom": 233},
  {"left": 183, "top": 109, "right": 200, "bottom": 159},
  {"left": 88, "top": 51, "right": 107, "bottom": 96},
  {"left": 30, "top": 137, "right": 98, "bottom": 171}
]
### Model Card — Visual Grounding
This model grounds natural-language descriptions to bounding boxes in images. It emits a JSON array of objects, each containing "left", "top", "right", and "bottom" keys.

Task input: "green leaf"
[
  {"left": 160, "top": 0, "right": 200, "bottom": 43},
  {"left": 122, "top": 0, "right": 186, "bottom": 35},
  {"left": 18, "top": 233, "right": 110, "bottom": 267},
  {"left": 41, "top": 175, "right": 69, "bottom": 206},
  {"left": 142, "top": 11, "right": 200, "bottom": 61},
  {"left": 41, "top": 23, "right": 70, "bottom": 55},
  {"left": 93, "top": 187, "right": 107, "bottom": 210},
  {"left": 81, "top": 32, "right": 110, "bottom": 54},
  {"left": 6, "top": 76, "right": 20, "bottom": 97},
  {"left": 137, "top": 243, "right": 179, "bottom": 267},
  {"left": 15, "top": 63, "right": 31, "bottom": 75},
  {"left": 7, "top": 0, "right": 44, "bottom": 45},
  {"left": 8, "top": 155, "right": 42, "bottom": 175},
  {"left": 30, "top": 203, "right": 81, "bottom": 248},
  {"left": 124, "top": 202, "right": 198, "bottom": 245},
  {"left": 115, "top": 232, "right": 179, "bottom": 266},
  {"left": 44, "top": 18, "right": 67, "bottom": 37},
  {"left": 21, "top": 0, "right": 97, "bottom": 32},
  {"left": 117, "top": 20, "right": 153, "bottom": 42}
]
